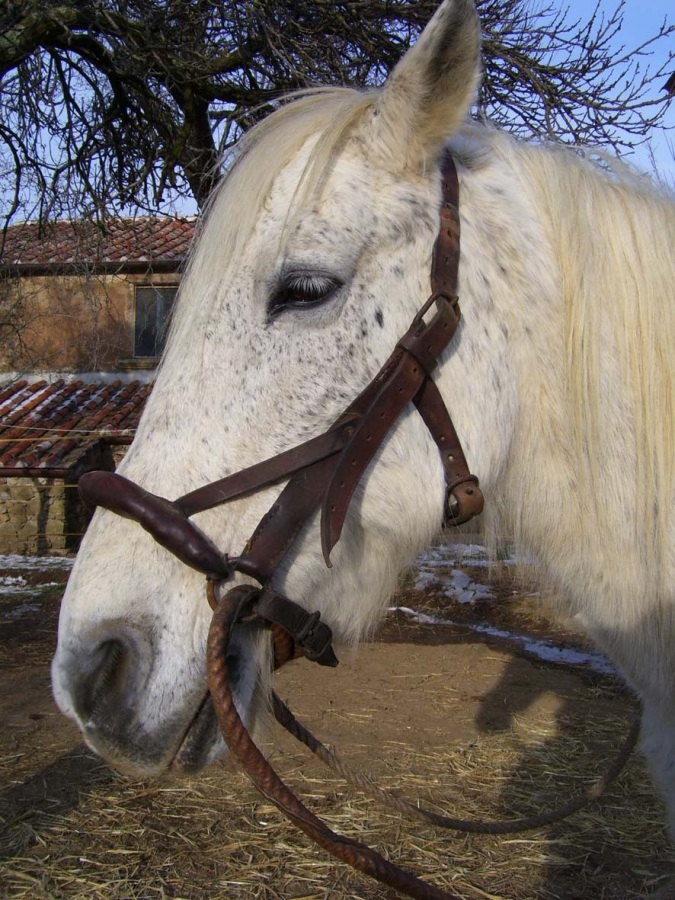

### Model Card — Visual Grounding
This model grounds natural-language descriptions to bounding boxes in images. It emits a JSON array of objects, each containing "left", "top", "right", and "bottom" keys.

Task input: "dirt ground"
[{"left": 0, "top": 546, "right": 671, "bottom": 899}]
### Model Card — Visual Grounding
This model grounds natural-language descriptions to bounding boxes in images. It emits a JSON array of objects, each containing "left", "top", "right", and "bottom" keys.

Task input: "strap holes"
[
  {"left": 351, "top": 459, "right": 357, "bottom": 466},
  {"left": 448, "top": 454, "right": 455, "bottom": 462}
]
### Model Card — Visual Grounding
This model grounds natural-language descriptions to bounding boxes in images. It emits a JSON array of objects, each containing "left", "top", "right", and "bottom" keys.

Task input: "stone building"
[
  {"left": 0, "top": 216, "right": 195, "bottom": 374},
  {"left": 0, "top": 216, "right": 193, "bottom": 554}
]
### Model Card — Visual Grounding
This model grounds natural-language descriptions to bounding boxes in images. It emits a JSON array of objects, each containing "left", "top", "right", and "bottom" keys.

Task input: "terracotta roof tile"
[
  {"left": 1, "top": 216, "right": 196, "bottom": 268},
  {"left": 0, "top": 379, "right": 152, "bottom": 473}
]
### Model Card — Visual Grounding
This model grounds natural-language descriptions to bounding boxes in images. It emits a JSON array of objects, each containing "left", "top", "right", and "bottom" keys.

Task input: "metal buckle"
[
  {"left": 411, "top": 291, "right": 459, "bottom": 328},
  {"left": 445, "top": 475, "right": 484, "bottom": 526}
]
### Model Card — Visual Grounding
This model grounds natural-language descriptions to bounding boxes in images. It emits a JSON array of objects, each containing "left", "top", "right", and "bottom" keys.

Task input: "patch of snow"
[
  {"left": 0, "top": 575, "right": 27, "bottom": 587},
  {"left": 453, "top": 543, "right": 491, "bottom": 559},
  {"left": 1, "top": 601, "right": 41, "bottom": 620},
  {"left": 0, "top": 554, "right": 73, "bottom": 571},
  {"left": 415, "top": 541, "right": 525, "bottom": 568},
  {"left": 447, "top": 569, "right": 494, "bottom": 604},
  {"left": 0, "top": 575, "right": 30, "bottom": 595},
  {"left": 413, "top": 558, "right": 494, "bottom": 605},
  {"left": 388, "top": 606, "right": 615, "bottom": 675}
]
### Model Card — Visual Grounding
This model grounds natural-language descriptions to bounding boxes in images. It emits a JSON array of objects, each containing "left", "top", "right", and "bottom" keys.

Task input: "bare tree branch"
[{"left": 0, "top": 0, "right": 672, "bottom": 227}]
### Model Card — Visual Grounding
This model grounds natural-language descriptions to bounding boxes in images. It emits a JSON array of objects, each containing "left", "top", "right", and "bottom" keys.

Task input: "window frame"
[{"left": 132, "top": 283, "right": 178, "bottom": 359}]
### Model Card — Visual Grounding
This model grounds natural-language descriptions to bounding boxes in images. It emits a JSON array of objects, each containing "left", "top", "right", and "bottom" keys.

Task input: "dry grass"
[
  {"left": 1, "top": 694, "right": 670, "bottom": 900},
  {"left": 1, "top": 552, "right": 670, "bottom": 898}
]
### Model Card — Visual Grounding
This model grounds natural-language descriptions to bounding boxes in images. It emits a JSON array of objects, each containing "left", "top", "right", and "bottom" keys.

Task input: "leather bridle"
[{"left": 79, "top": 152, "right": 483, "bottom": 669}]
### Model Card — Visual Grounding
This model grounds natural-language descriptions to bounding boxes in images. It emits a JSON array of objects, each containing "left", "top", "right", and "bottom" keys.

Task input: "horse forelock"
[{"left": 167, "top": 88, "right": 378, "bottom": 347}]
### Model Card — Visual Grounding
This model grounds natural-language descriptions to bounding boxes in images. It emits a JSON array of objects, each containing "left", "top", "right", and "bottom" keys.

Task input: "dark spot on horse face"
[{"left": 375, "top": 309, "right": 384, "bottom": 328}]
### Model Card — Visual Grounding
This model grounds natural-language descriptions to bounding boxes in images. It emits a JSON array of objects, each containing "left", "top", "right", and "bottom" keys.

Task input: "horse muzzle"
[{"left": 51, "top": 590, "right": 263, "bottom": 775}]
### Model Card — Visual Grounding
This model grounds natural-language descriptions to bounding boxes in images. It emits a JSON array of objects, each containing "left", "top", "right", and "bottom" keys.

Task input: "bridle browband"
[{"left": 79, "top": 152, "right": 483, "bottom": 668}]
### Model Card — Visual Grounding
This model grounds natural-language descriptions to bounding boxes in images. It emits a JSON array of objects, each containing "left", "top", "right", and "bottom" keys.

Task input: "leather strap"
[
  {"left": 253, "top": 588, "right": 338, "bottom": 666},
  {"left": 413, "top": 376, "right": 483, "bottom": 525},
  {"left": 321, "top": 292, "right": 461, "bottom": 561},
  {"left": 235, "top": 451, "right": 340, "bottom": 583},
  {"left": 175, "top": 417, "right": 359, "bottom": 517}
]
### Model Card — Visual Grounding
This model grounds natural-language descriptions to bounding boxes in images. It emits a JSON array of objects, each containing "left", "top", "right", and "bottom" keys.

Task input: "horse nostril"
[{"left": 76, "top": 639, "right": 129, "bottom": 720}]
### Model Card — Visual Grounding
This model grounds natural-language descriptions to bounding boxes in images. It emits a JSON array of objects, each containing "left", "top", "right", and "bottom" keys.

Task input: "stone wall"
[
  {"left": 0, "top": 270, "right": 180, "bottom": 373},
  {"left": 0, "top": 477, "right": 78, "bottom": 555},
  {"left": 0, "top": 444, "right": 121, "bottom": 556}
]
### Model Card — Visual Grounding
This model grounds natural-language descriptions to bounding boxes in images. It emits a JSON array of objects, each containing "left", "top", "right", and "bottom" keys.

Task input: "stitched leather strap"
[
  {"left": 413, "top": 377, "right": 484, "bottom": 525},
  {"left": 320, "top": 292, "right": 461, "bottom": 561},
  {"left": 175, "top": 417, "right": 359, "bottom": 517}
]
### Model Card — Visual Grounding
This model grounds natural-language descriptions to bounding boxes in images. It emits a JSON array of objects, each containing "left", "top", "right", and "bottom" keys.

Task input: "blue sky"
[{"left": 564, "top": 0, "right": 674, "bottom": 180}]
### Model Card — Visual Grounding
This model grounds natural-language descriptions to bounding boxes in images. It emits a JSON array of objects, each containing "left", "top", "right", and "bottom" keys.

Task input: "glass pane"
[{"left": 134, "top": 287, "right": 177, "bottom": 357}]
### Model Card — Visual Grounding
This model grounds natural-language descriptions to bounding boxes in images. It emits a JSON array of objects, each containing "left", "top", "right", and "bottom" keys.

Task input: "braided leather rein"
[{"left": 79, "top": 153, "right": 487, "bottom": 897}]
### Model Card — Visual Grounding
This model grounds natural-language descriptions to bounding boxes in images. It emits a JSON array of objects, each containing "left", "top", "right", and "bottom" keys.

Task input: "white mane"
[{"left": 514, "top": 138, "right": 675, "bottom": 591}]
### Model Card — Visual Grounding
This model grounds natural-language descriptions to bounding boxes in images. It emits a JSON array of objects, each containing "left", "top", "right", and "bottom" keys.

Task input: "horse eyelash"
[{"left": 268, "top": 272, "right": 343, "bottom": 317}]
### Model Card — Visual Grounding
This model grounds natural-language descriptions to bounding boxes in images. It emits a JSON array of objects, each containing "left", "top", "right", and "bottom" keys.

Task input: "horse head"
[{"left": 52, "top": 0, "right": 522, "bottom": 775}]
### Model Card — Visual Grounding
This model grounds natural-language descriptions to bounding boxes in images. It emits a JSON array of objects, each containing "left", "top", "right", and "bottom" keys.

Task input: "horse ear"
[{"left": 372, "top": 0, "right": 481, "bottom": 170}]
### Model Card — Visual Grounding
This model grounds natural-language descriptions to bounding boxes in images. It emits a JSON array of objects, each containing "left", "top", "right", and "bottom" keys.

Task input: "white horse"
[{"left": 52, "top": 0, "right": 675, "bottom": 890}]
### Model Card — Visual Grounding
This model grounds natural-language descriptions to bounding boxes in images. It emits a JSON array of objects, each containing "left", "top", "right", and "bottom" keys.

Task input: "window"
[{"left": 134, "top": 285, "right": 177, "bottom": 357}]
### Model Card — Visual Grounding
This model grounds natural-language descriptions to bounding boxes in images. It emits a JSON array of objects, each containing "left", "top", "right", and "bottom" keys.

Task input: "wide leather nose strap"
[{"left": 78, "top": 471, "right": 231, "bottom": 578}]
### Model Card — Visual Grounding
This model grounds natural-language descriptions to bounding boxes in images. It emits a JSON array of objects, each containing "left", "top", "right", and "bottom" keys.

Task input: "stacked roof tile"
[
  {"left": 1, "top": 216, "right": 195, "bottom": 270},
  {"left": 0, "top": 379, "right": 152, "bottom": 474}
]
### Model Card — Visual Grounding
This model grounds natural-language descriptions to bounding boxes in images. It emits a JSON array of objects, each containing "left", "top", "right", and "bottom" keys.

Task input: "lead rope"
[
  {"left": 207, "top": 584, "right": 462, "bottom": 900},
  {"left": 265, "top": 608, "right": 640, "bottom": 834},
  {"left": 271, "top": 690, "right": 640, "bottom": 835},
  {"left": 207, "top": 584, "right": 639, "bottom": 899}
]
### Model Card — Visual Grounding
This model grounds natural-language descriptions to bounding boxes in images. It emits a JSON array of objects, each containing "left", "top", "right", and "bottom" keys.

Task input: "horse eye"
[{"left": 269, "top": 273, "right": 342, "bottom": 317}]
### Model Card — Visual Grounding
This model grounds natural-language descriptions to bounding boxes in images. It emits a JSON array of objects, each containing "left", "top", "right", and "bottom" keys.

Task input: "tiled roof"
[
  {"left": 0, "top": 379, "right": 152, "bottom": 473},
  {"left": 1, "top": 216, "right": 196, "bottom": 270}
]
